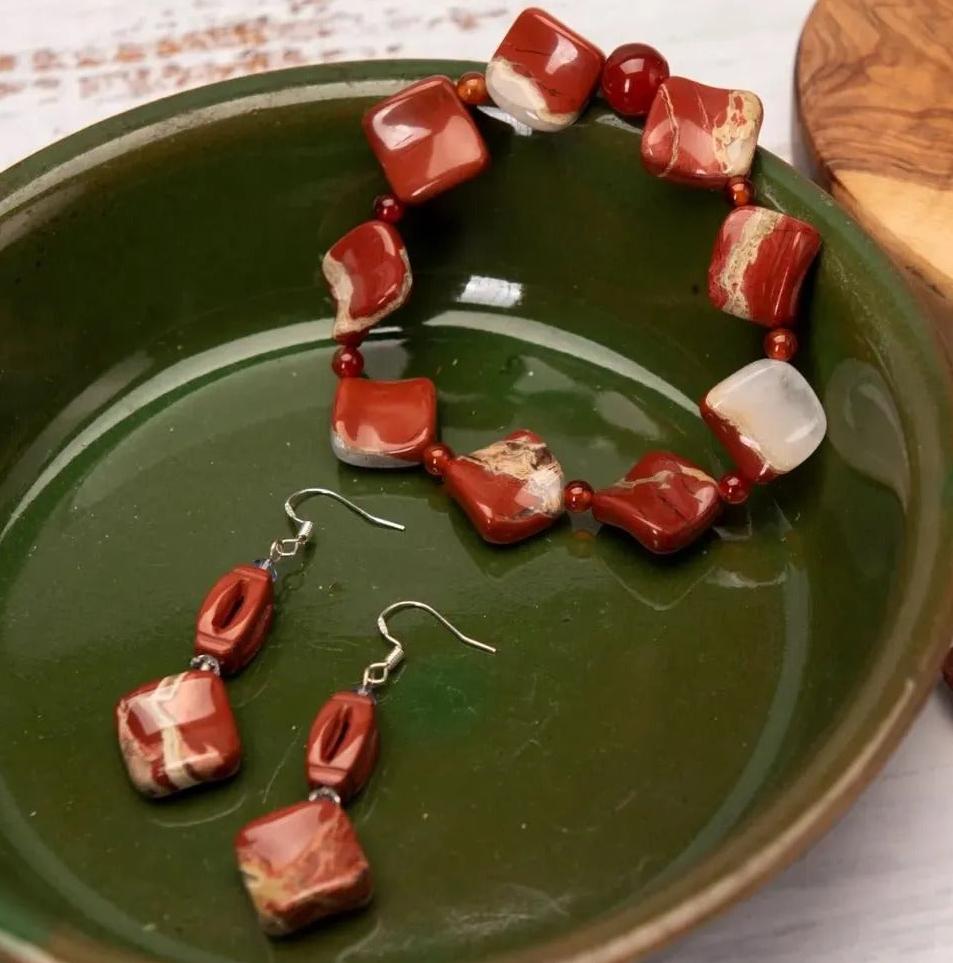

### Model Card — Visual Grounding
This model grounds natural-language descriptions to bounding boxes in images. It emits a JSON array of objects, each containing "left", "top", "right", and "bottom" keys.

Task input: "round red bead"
[
  {"left": 423, "top": 443, "right": 454, "bottom": 478},
  {"left": 764, "top": 328, "right": 798, "bottom": 362},
  {"left": 726, "top": 176, "right": 755, "bottom": 207},
  {"left": 331, "top": 346, "right": 364, "bottom": 378},
  {"left": 373, "top": 193, "right": 405, "bottom": 224},
  {"left": 600, "top": 43, "right": 670, "bottom": 117},
  {"left": 718, "top": 472, "right": 752, "bottom": 505},
  {"left": 456, "top": 72, "right": 489, "bottom": 106},
  {"left": 564, "top": 479, "right": 594, "bottom": 513}
]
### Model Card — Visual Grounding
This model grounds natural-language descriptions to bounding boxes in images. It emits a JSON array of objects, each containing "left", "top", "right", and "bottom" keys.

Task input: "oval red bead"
[
  {"left": 456, "top": 71, "right": 489, "bottom": 106},
  {"left": 717, "top": 471, "right": 752, "bottom": 505},
  {"left": 726, "top": 175, "right": 755, "bottom": 207},
  {"left": 423, "top": 442, "right": 454, "bottom": 478},
  {"left": 600, "top": 43, "right": 669, "bottom": 117},
  {"left": 564, "top": 479, "right": 594, "bottom": 513},
  {"left": 332, "top": 346, "right": 365, "bottom": 378},
  {"left": 763, "top": 328, "right": 798, "bottom": 362},
  {"left": 194, "top": 564, "right": 274, "bottom": 675},
  {"left": 372, "top": 193, "right": 405, "bottom": 224},
  {"left": 306, "top": 691, "right": 379, "bottom": 803}
]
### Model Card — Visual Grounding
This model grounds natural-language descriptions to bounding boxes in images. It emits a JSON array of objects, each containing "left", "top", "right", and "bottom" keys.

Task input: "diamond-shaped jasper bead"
[
  {"left": 708, "top": 207, "right": 821, "bottom": 327},
  {"left": 236, "top": 798, "right": 372, "bottom": 935},
  {"left": 641, "top": 77, "right": 763, "bottom": 188},
  {"left": 331, "top": 377, "right": 437, "bottom": 468},
  {"left": 194, "top": 564, "right": 274, "bottom": 675},
  {"left": 323, "top": 221, "right": 411, "bottom": 345},
  {"left": 592, "top": 452, "right": 721, "bottom": 554},
  {"left": 701, "top": 359, "right": 827, "bottom": 483},
  {"left": 486, "top": 8, "right": 604, "bottom": 132},
  {"left": 363, "top": 75, "right": 490, "bottom": 205},
  {"left": 115, "top": 670, "right": 240, "bottom": 798},
  {"left": 444, "top": 429, "right": 565, "bottom": 544}
]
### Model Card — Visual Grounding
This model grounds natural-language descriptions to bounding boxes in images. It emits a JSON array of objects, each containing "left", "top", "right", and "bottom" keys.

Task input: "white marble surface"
[{"left": 2, "top": 2, "right": 951, "bottom": 961}]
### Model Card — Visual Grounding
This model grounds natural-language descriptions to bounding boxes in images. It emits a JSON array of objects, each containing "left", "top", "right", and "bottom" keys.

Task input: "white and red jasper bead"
[{"left": 701, "top": 359, "right": 827, "bottom": 484}]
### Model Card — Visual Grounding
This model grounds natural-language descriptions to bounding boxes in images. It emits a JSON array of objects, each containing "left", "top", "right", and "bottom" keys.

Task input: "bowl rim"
[{"left": 2, "top": 58, "right": 953, "bottom": 963}]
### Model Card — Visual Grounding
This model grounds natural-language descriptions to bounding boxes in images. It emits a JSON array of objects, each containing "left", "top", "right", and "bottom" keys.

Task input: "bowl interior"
[{"left": 0, "top": 62, "right": 951, "bottom": 963}]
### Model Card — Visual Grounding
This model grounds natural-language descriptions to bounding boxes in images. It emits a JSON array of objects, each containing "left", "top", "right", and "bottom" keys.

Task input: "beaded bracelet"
[{"left": 321, "top": 7, "right": 826, "bottom": 554}]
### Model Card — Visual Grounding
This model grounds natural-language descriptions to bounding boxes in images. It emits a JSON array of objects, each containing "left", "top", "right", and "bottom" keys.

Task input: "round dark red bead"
[
  {"left": 718, "top": 472, "right": 752, "bottom": 506},
  {"left": 373, "top": 193, "right": 405, "bottom": 224},
  {"left": 726, "top": 176, "right": 755, "bottom": 207},
  {"left": 764, "top": 328, "right": 798, "bottom": 362},
  {"left": 600, "top": 43, "right": 670, "bottom": 117},
  {"left": 423, "top": 443, "right": 454, "bottom": 478},
  {"left": 456, "top": 72, "right": 489, "bottom": 106},
  {"left": 564, "top": 479, "right": 594, "bottom": 513},
  {"left": 331, "top": 346, "right": 364, "bottom": 378}
]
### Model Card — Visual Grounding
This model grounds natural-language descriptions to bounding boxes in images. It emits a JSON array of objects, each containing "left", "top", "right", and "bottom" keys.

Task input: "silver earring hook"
[
  {"left": 261, "top": 488, "right": 405, "bottom": 573},
  {"left": 361, "top": 601, "right": 496, "bottom": 692}
]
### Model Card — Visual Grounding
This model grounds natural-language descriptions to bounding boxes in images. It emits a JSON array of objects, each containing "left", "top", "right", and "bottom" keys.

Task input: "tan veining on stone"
[{"left": 717, "top": 209, "right": 782, "bottom": 319}]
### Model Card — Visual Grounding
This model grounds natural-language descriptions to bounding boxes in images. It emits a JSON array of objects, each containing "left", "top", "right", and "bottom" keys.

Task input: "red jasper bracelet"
[{"left": 322, "top": 6, "right": 826, "bottom": 555}]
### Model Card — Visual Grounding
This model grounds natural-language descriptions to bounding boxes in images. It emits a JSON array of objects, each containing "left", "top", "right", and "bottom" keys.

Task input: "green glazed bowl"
[{"left": 1, "top": 60, "right": 952, "bottom": 963}]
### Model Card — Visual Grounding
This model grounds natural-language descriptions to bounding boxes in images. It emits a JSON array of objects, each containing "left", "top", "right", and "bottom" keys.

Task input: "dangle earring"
[
  {"left": 114, "top": 489, "right": 404, "bottom": 799},
  {"left": 234, "top": 601, "right": 496, "bottom": 936}
]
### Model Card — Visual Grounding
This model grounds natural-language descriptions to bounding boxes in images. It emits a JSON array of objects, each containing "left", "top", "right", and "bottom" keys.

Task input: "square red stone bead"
[
  {"left": 331, "top": 377, "right": 437, "bottom": 468},
  {"left": 323, "top": 221, "right": 412, "bottom": 345},
  {"left": 115, "top": 670, "right": 240, "bottom": 798},
  {"left": 443, "top": 429, "right": 565, "bottom": 545},
  {"left": 708, "top": 206, "right": 822, "bottom": 327},
  {"left": 194, "top": 563, "right": 274, "bottom": 675},
  {"left": 363, "top": 75, "right": 490, "bottom": 205},
  {"left": 641, "top": 77, "right": 763, "bottom": 188},
  {"left": 591, "top": 451, "right": 721, "bottom": 554},
  {"left": 236, "top": 798, "right": 372, "bottom": 936},
  {"left": 485, "top": 8, "right": 604, "bottom": 132}
]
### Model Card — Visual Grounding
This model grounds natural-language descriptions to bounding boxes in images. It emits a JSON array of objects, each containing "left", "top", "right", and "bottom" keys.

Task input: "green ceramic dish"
[{"left": 1, "top": 60, "right": 951, "bottom": 963}]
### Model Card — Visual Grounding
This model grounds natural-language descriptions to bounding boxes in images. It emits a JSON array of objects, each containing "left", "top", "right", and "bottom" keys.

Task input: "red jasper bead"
[
  {"left": 718, "top": 471, "right": 752, "bottom": 505},
  {"left": 423, "top": 443, "right": 454, "bottom": 478},
  {"left": 726, "top": 175, "right": 755, "bottom": 207},
  {"left": 331, "top": 346, "right": 365, "bottom": 378},
  {"left": 456, "top": 71, "right": 489, "bottom": 106},
  {"left": 372, "top": 193, "right": 405, "bottom": 224},
  {"left": 306, "top": 691, "right": 379, "bottom": 803},
  {"left": 600, "top": 43, "right": 670, "bottom": 117},
  {"left": 764, "top": 328, "right": 798, "bottom": 362},
  {"left": 564, "top": 479, "right": 594, "bottom": 513},
  {"left": 235, "top": 797, "right": 372, "bottom": 935},
  {"left": 194, "top": 564, "right": 274, "bottom": 675}
]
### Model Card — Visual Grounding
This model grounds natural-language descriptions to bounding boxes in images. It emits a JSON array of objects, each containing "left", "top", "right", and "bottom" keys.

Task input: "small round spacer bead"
[
  {"left": 600, "top": 43, "right": 670, "bottom": 117},
  {"left": 373, "top": 193, "right": 405, "bottom": 224},
  {"left": 764, "top": 328, "right": 798, "bottom": 362},
  {"left": 564, "top": 479, "right": 594, "bottom": 513},
  {"left": 456, "top": 71, "right": 489, "bottom": 106},
  {"left": 423, "top": 443, "right": 454, "bottom": 478},
  {"left": 726, "top": 176, "right": 755, "bottom": 207},
  {"left": 718, "top": 472, "right": 752, "bottom": 506},
  {"left": 331, "top": 346, "right": 365, "bottom": 378}
]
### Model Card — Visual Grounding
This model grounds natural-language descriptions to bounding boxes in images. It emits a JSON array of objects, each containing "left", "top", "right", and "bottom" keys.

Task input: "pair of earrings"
[{"left": 113, "top": 488, "right": 496, "bottom": 935}]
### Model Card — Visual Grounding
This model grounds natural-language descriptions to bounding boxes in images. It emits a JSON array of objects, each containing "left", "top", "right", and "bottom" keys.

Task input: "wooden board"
[{"left": 796, "top": 0, "right": 953, "bottom": 306}]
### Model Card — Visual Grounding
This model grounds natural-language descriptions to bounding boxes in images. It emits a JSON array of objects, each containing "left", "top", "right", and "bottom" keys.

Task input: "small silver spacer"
[
  {"left": 189, "top": 654, "right": 222, "bottom": 676},
  {"left": 252, "top": 557, "right": 279, "bottom": 581},
  {"left": 308, "top": 786, "right": 342, "bottom": 806}
]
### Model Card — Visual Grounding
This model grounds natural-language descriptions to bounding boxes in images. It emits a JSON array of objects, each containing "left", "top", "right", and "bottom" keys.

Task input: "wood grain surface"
[{"left": 797, "top": 0, "right": 953, "bottom": 303}]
